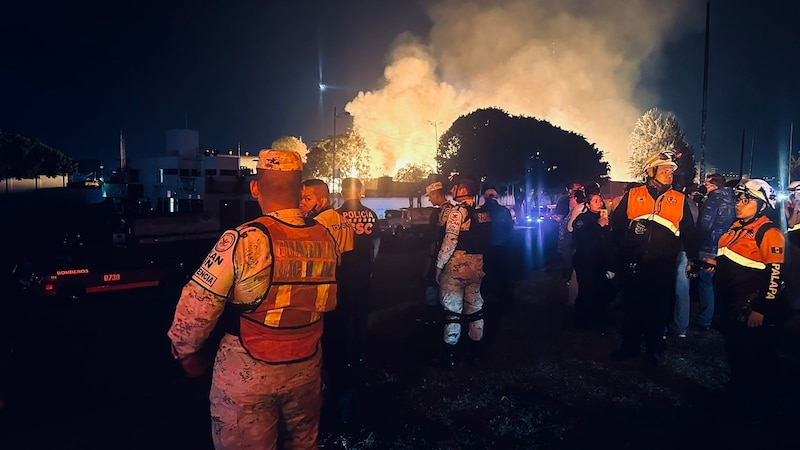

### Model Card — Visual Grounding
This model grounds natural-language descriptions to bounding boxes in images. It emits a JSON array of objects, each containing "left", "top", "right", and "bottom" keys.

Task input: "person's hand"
[
  {"left": 605, "top": 271, "right": 615, "bottom": 280},
  {"left": 435, "top": 267, "right": 442, "bottom": 285},
  {"left": 180, "top": 352, "right": 211, "bottom": 377},
  {"left": 702, "top": 258, "right": 716, "bottom": 273},
  {"left": 747, "top": 310, "right": 764, "bottom": 328}
]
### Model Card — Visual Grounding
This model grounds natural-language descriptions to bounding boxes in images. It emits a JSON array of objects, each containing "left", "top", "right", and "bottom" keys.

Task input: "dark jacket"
[
  {"left": 481, "top": 197, "right": 514, "bottom": 247},
  {"left": 697, "top": 186, "right": 736, "bottom": 260},
  {"left": 572, "top": 210, "right": 616, "bottom": 273},
  {"left": 611, "top": 183, "right": 698, "bottom": 266}
]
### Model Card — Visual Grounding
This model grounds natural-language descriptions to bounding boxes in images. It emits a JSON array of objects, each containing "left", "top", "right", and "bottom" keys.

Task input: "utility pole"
[
  {"left": 429, "top": 120, "right": 441, "bottom": 154},
  {"left": 332, "top": 106, "right": 337, "bottom": 205},
  {"left": 699, "top": 1, "right": 710, "bottom": 182},
  {"left": 332, "top": 107, "right": 350, "bottom": 207},
  {"left": 738, "top": 129, "right": 745, "bottom": 179},
  {"left": 748, "top": 124, "right": 755, "bottom": 177}
]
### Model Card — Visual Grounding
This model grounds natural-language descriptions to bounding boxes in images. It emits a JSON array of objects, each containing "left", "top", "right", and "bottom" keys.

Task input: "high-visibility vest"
[
  {"left": 626, "top": 185, "right": 685, "bottom": 236},
  {"left": 717, "top": 215, "right": 784, "bottom": 270},
  {"left": 238, "top": 215, "right": 338, "bottom": 364}
]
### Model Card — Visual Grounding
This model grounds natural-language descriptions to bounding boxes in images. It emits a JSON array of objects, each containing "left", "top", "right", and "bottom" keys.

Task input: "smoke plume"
[{"left": 345, "top": 0, "right": 698, "bottom": 180}]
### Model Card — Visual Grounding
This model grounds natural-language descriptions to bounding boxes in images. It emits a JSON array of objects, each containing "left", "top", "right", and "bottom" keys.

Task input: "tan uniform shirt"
[{"left": 167, "top": 208, "right": 308, "bottom": 358}]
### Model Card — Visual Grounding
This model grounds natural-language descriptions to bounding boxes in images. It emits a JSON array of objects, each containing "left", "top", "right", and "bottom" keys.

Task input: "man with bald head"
[{"left": 168, "top": 148, "right": 339, "bottom": 449}]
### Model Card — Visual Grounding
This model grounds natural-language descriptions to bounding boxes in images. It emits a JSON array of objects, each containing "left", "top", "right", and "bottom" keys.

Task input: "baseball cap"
[
  {"left": 483, "top": 188, "right": 498, "bottom": 199},
  {"left": 256, "top": 149, "right": 303, "bottom": 171},
  {"left": 424, "top": 181, "right": 444, "bottom": 196}
]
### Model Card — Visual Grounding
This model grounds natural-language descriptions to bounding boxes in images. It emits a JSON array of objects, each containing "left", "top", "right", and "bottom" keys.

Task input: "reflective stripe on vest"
[
  {"left": 240, "top": 216, "right": 338, "bottom": 364},
  {"left": 788, "top": 223, "right": 800, "bottom": 233},
  {"left": 717, "top": 215, "right": 783, "bottom": 271},
  {"left": 717, "top": 247, "right": 766, "bottom": 270},
  {"left": 626, "top": 185, "right": 684, "bottom": 236}
]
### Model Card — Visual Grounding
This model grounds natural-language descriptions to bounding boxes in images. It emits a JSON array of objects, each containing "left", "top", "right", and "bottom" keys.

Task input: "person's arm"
[
  {"left": 679, "top": 198, "right": 699, "bottom": 259},
  {"left": 435, "top": 206, "right": 465, "bottom": 282},
  {"left": 610, "top": 192, "right": 629, "bottom": 245},
  {"left": 371, "top": 236, "right": 381, "bottom": 262},
  {"left": 749, "top": 228, "right": 786, "bottom": 327},
  {"left": 167, "top": 230, "right": 239, "bottom": 371}
]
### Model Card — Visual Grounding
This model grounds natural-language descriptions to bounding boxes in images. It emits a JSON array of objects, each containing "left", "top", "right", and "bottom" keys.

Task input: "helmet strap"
[{"left": 647, "top": 177, "right": 671, "bottom": 196}]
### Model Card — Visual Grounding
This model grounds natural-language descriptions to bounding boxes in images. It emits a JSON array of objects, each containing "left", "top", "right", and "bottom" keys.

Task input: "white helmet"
[
  {"left": 642, "top": 151, "right": 678, "bottom": 176},
  {"left": 788, "top": 180, "right": 800, "bottom": 191},
  {"left": 734, "top": 179, "right": 777, "bottom": 209}
]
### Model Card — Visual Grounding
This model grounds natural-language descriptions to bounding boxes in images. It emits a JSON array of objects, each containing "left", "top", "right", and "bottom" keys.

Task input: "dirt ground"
[
  {"left": 318, "top": 231, "right": 800, "bottom": 450},
  {"left": 2, "top": 226, "right": 800, "bottom": 449}
]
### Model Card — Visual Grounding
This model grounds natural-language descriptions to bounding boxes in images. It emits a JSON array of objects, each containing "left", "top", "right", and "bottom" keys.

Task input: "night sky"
[{"left": 1, "top": 0, "right": 798, "bottom": 181}]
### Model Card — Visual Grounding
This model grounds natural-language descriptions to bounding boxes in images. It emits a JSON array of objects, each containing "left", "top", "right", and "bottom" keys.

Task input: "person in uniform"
[
  {"left": 610, "top": 151, "right": 697, "bottom": 366},
  {"left": 479, "top": 188, "right": 515, "bottom": 308},
  {"left": 299, "top": 178, "right": 357, "bottom": 425},
  {"left": 167, "top": 149, "right": 338, "bottom": 449},
  {"left": 421, "top": 181, "right": 454, "bottom": 307},
  {"left": 713, "top": 179, "right": 786, "bottom": 420},
  {"left": 571, "top": 192, "right": 616, "bottom": 331},
  {"left": 785, "top": 180, "right": 800, "bottom": 311},
  {"left": 435, "top": 175, "right": 492, "bottom": 369},
  {"left": 300, "top": 178, "right": 354, "bottom": 255},
  {"left": 335, "top": 177, "right": 380, "bottom": 367}
]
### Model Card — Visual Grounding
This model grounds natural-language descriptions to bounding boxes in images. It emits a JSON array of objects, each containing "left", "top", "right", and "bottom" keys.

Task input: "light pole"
[
  {"left": 332, "top": 107, "right": 350, "bottom": 207},
  {"left": 429, "top": 120, "right": 441, "bottom": 154}
]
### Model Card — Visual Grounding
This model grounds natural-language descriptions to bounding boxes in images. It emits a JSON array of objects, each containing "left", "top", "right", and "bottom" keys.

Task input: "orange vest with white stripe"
[
  {"left": 626, "top": 185, "right": 685, "bottom": 236},
  {"left": 717, "top": 216, "right": 784, "bottom": 270},
  {"left": 239, "top": 216, "right": 338, "bottom": 364}
]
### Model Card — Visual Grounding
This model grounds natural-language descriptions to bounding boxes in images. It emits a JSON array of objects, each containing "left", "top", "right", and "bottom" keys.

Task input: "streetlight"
[{"left": 332, "top": 106, "right": 350, "bottom": 207}]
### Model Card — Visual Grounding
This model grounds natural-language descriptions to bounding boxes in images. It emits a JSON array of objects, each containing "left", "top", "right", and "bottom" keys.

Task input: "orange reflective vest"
[
  {"left": 717, "top": 215, "right": 785, "bottom": 270},
  {"left": 626, "top": 185, "right": 685, "bottom": 236},
  {"left": 239, "top": 216, "right": 338, "bottom": 364}
]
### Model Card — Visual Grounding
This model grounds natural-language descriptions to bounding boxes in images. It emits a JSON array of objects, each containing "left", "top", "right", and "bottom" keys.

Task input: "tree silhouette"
[
  {"left": 0, "top": 130, "right": 74, "bottom": 180},
  {"left": 627, "top": 108, "right": 696, "bottom": 189},
  {"left": 394, "top": 163, "right": 433, "bottom": 182},
  {"left": 436, "top": 108, "right": 609, "bottom": 190},
  {"left": 305, "top": 129, "right": 372, "bottom": 187}
]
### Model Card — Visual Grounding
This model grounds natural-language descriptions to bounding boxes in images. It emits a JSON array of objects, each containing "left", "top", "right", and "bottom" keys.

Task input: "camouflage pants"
[
  {"left": 440, "top": 251, "right": 485, "bottom": 345},
  {"left": 210, "top": 334, "right": 322, "bottom": 450}
]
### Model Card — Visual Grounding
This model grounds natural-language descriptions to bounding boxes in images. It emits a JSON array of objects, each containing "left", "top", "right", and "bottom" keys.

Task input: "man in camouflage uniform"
[
  {"left": 435, "top": 175, "right": 492, "bottom": 369},
  {"left": 168, "top": 149, "right": 338, "bottom": 449},
  {"left": 422, "top": 181, "right": 454, "bottom": 307}
]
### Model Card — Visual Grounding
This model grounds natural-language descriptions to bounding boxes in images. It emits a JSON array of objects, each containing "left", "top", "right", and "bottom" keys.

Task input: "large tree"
[
  {"left": 0, "top": 130, "right": 74, "bottom": 180},
  {"left": 270, "top": 135, "right": 309, "bottom": 161},
  {"left": 394, "top": 163, "right": 434, "bottom": 182},
  {"left": 627, "top": 108, "right": 696, "bottom": 189},
  {"left": 305, "top": 129, "right": 372, "bottom": 188},
  {"left": 436, "top": 108, "right": 609, "bottom": 190}
]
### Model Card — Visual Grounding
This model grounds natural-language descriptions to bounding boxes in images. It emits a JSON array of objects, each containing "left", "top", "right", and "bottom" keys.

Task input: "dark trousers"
[
  {"left": 721, "top": 319, "right": 782, "bottom": 412},
  {"left": 324, "top": 262, "right": 372, "bottom": 368},
  {"left": 619, "top": 260, "right": 675, "bottom": 355},
  {"left": 482, "top": 245, "right": 513, "bottom": 305},
  {"left": 574, "top": 265, "right": 612, "bottom": 329}
]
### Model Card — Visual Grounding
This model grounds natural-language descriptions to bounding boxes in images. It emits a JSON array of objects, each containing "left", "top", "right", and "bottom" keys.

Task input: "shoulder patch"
[{"left": 215, "top": 231, "right": 237, "bottom": 252}]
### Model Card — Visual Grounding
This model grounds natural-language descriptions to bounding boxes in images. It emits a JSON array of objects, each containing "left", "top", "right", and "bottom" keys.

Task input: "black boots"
[
  {"left": 441, "top": 342, "right": 457, "bottom": 371},
  {"left": 466, "top": 339, "right": 482, "bottom": 366},
  {"left": 440, "top": 340, "right": 483, "bottom": 370}
]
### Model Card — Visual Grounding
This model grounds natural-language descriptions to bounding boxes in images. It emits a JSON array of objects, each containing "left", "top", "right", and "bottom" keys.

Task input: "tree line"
[{"left": 0, "top": 130, "right": 75, "bottom": 180}]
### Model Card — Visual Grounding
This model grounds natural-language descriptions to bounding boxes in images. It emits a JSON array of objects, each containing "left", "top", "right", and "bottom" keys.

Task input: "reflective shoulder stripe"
[
  {"left": 630, "top": 214, "right": 680, "bottom": 236},
  {"left": 717, "top": 247, "right": 766, "bottom": 270},
  {"left": 788, "top": 224, "right": 800, "bottom": 232}
]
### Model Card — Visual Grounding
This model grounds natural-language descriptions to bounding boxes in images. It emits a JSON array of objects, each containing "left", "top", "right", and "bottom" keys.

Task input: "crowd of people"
[
  {"left": 555, "top": 151, "right": 800, "bottom": 428},
  {"left": 165, "top": 144, "right": 800, "bottom": 449}
]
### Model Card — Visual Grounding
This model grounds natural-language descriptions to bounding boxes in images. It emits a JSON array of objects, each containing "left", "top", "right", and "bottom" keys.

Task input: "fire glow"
[{"left": 343, "top": 0, "right": 699, "bottom": 181}]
